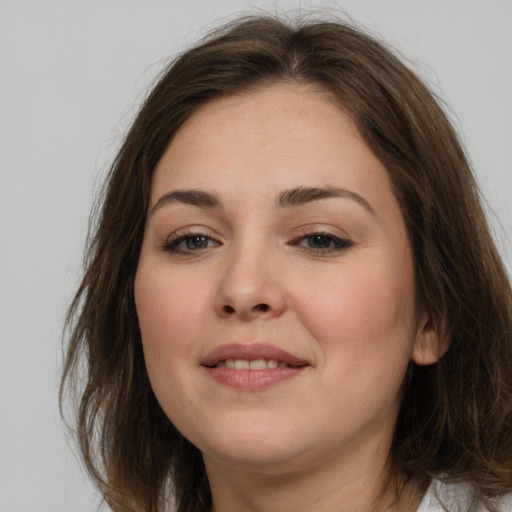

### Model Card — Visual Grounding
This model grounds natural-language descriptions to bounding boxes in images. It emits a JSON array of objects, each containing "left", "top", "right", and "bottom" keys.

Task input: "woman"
[{"left": 61, "top": 15, "right": 512, "bottom": 512}]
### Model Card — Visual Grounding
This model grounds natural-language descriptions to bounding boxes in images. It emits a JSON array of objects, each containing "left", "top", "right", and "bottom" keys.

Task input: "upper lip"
[{"left": 201, "top": 343, "right": 310, "bottom": 367}]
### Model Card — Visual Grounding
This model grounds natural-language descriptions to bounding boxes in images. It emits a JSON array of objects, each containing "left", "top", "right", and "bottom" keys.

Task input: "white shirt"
[{"left": 417, "top": 479, "right": 512, "bottom": 511}]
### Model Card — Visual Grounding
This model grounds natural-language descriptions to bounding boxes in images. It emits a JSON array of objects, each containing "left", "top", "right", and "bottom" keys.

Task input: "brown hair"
[{"left": 61, "top": 15, "right": 512, "bottom": 512}]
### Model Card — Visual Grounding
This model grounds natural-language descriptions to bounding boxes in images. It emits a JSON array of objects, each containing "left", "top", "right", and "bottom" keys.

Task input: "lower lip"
[{"left": 204, "top": 366, "right": 307, "bottom": 391}]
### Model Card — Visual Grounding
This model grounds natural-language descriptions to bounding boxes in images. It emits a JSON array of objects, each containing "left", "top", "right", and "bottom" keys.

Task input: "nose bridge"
[{"left": 215, "top": 229, "right": 285, "bottom": 319}]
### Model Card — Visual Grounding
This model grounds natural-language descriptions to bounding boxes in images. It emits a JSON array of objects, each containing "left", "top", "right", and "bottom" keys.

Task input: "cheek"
[
  {"left": 293, "top": 255, "right": 417, "bottom": 364},
  {"left": 134, "top": 262, "right": 214, "bottom": 426},
  {"left": 134, "top": 262, "right": 211, "bottom": 370}
]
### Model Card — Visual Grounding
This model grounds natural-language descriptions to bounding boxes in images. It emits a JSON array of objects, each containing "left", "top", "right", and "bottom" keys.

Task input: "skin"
[{"left": 134, "top": 84, "right": 442, "bottom": 512}]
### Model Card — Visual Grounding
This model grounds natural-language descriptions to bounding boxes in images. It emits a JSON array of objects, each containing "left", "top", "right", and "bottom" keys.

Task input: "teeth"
[
  {"left": 222, "top": 359, "right": 282, "bottom": 370},
  {"left": 249, "top": 359, "right": 266, "bottom": 370},
  {"left": 234, "top": 359, "right": 249, "bottom": 370}
]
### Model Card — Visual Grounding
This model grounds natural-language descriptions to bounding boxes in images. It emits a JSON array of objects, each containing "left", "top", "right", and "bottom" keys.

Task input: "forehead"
[{"left": 151, "top": 84, "right": 393, "bottom": 214}]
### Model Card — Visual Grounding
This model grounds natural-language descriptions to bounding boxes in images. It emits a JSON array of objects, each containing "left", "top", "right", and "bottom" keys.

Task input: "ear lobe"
[{"left": 411, "top": 314, "right": 450, "bottom": 365}]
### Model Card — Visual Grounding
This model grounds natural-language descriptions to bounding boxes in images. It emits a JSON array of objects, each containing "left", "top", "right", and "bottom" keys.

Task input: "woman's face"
[{"left": 135, "top": 84, "right": 437, "bottom": 476}]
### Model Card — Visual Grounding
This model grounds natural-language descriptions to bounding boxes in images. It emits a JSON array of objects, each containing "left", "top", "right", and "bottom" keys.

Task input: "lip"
[
  {"left": 201, "top": 343, "right": 309, "bottom": 367},
  {"left": 201, "top": 343, "right": 309, "bottom": 391}
]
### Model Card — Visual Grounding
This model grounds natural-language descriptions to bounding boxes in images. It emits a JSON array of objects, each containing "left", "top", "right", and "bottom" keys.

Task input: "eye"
[
  {"left": 164, "top": 233, "right": 221, "bottom": 255},
  {"left": 289, "top": 232, "right": 353, "bottom": 255}
]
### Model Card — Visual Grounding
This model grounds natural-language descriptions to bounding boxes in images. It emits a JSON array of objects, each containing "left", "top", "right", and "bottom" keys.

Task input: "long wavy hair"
[{"left": 61, "top": 15, "right": 512, "bottom": 512}]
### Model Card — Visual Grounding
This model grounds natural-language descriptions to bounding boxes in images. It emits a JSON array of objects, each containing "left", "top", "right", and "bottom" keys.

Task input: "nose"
[{"left": 214, "top": 245, "right": 286, "bottom": 320}]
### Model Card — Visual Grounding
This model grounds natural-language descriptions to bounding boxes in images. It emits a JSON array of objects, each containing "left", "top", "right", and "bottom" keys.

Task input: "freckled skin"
[{"left": 134, "top": 84, "right": 440, "bottom": 511}]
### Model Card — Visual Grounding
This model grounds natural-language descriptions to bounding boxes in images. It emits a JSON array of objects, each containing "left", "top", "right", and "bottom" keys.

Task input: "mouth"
[
  {"left": 213, "top": 358, "right": 305, "bottom": 370},
  {"left": 201, "top": 343, "right": 309, "bottom": 368},
  {"left": 201, "top": 343, "right": 310, "bottom": 391}
]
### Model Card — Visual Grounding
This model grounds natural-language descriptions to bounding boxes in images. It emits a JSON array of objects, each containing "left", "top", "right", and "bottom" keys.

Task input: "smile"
[
  {"left": 201, "top": 344, "right": 309, "bottom": 391},
  {"left": 215, "top": 359, "right": 299, "bottom": 370}
]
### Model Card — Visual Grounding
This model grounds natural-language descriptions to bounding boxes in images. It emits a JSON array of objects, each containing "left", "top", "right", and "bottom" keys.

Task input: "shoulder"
[{"left": 416, "top": 479, "right": 512, "bottom": 512}]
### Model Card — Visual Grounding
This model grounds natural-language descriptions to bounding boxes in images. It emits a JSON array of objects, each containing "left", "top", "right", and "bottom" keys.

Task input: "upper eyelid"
[
  {"left": 160, "top": 224, "right": 353, "bottom": 245},
  {"left": 163, "top": 224, "right": 350, "bottom": 237},
  {"left": 165, "top": 226, "right": 219, "bottom": 241},
  {"left": 293, "top": 224, "right": 352, "bottom": 239}
]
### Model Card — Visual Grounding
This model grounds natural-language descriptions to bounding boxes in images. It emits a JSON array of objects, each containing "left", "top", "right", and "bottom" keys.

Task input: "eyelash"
[
  {"left": 163, "top": 230, "right": 354, "bottom": 257},
  {"left": 288, "top": 231, "right": 354, "bottom": 256},
  {"left": 163, "top": 230, "right": 220, "bottom": 255}
]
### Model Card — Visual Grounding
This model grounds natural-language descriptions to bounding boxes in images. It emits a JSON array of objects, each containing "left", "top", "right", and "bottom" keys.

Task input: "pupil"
[
  {"left": 186, "top": 236, "right": 207, "bottom": 249},
  {"left": 309, "top": 235, "right": 331, "bottom": 248}
]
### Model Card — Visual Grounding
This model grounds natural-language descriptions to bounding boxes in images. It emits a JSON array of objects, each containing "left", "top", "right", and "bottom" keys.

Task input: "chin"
[{"left": 193, "top": 415, "right": 312, "bottom": 472}]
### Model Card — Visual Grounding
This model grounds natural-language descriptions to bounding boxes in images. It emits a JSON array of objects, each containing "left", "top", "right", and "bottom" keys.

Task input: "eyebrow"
[
  {"left": 149, "top": 186, "right": 375, "bottom": 216},
  {"left": 150, "top": 189, "right": 221, "bottom": 215},
  {"left": 277, "top": 186, "right": 376, "bottom": 216}
]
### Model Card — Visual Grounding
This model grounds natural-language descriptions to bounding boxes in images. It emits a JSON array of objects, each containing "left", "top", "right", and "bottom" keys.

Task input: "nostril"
[
  {"left": 253, "top": 303, "right": 270, "bottom": 313},
  {"left": 221, "top": 303, "right": 271, "bottom": 316}
]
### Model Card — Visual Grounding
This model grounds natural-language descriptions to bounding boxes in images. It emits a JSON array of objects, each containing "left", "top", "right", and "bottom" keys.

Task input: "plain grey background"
[{"left": 1, "top": 1, "right": 510, "bottom": 511}]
